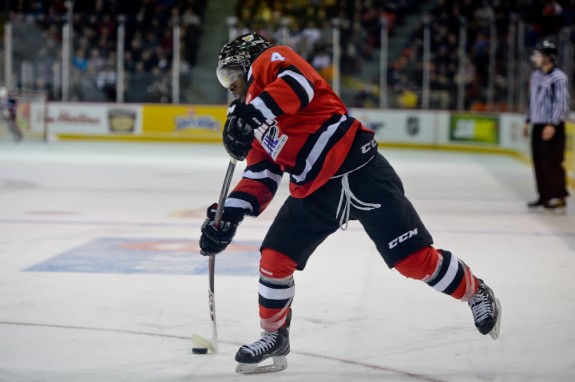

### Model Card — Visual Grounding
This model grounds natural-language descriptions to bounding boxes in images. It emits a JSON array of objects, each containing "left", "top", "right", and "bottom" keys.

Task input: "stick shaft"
[
  {"left": 208, "top": 158, "right": 237, "bottom": 354},
  {"left": 208, "top": 255, "right": 218, "bottom": 352},
  {"left": 214, "top": 159, "right": 237, "bottom": 228}
]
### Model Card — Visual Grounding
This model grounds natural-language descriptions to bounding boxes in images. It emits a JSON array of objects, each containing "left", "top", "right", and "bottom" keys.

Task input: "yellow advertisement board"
[
  {"left": 449, "top": 114, "right": 499, "bottom": 145},
  {"left": 565, "top": 120, "right": 575, "bottom": 188},
  {"left": 142, "top": 104, "right": 227, "bottom": 142}
]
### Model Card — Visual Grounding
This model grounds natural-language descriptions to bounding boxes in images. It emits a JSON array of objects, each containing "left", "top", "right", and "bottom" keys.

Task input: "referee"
[{"left": 524, "top": 41, "right": 570, "bottom": 212}]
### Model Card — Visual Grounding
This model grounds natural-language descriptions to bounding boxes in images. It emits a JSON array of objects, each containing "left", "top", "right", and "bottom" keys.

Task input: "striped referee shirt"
[{"left": 526, "top": 67, "right": 569, "bottom": 125}]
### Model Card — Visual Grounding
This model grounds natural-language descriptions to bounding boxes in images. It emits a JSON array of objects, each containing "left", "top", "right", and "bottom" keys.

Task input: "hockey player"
[
  {"left": 200, "top": 33, "right": 501, "bottom": 374},
  {"left": 0, "top": 87, "right": 22, "bottom": 142}
]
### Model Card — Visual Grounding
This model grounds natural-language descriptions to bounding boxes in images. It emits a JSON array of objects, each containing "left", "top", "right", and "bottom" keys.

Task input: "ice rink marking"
[
  {"left": 0, "top": 320, "right": 444, "bottom": 382},
  {"left": 2, "top": 218, "right": 575, "bottom": 238}
]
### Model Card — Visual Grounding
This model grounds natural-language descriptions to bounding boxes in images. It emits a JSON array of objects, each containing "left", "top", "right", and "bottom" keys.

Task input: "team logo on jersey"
[{"left": 254, "top": 122, "right": 288, "bottom": 160}]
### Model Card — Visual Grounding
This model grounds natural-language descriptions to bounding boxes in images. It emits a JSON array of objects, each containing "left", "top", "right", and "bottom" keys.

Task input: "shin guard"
[
  {"left": 395, "top": 246, "right": 479, "bottom": 301},
  {"left": 259, "top": 249, "right": 298, "bottom": 331}
]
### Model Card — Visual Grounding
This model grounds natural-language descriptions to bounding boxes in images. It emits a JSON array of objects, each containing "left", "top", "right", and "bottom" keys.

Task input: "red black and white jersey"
[{"left": 225, "top": 45, "right": 372, "bottom": 216}]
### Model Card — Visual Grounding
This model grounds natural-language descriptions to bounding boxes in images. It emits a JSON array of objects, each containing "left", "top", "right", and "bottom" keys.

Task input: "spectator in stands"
[
  {"left": 89, "top": 48, "right": 106, "bottom": 72},
  {"left": 460, "top": 57, "right": 476, "bottom": 85},
  {"left": 182, "top": 7, "right": 202, "bottom": 66},
  {"left": 73, "top": 50, "right": 89, "bottom": 72},
  {"left": 471, "top": 33, "right": 489, "bottom": 78},
  {"left": 542, "top": 0, "right": 565, "bottom": 35},
  {"left": 301, "top": 21, "right": 322, "bottom": 48},
  {"left": 311, "top": 45, "right": 332, "bottom": 71},
  {"left": 353, "top": 83, "right": 379, "bottom": 108}
]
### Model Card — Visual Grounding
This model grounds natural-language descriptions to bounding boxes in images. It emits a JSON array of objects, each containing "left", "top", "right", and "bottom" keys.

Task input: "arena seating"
[{"left": 8, "top": 0, "right": 207, "bottom": 102}]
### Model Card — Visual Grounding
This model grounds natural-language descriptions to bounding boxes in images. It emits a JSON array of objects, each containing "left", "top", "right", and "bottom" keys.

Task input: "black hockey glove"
[
  {"left": 199, "top": 202, "right": 245, "bottom": 256},
  {"left": 223, "top": 100, "right": 265, "bottom": 161}
]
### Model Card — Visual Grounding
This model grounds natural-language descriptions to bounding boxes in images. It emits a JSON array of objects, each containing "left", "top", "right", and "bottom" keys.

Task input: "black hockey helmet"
[
  {"left": 534, "top": 40, "right": 557, "bottom": 62},
  {"left": 216, "top": 32, "right": 271, "bottom": 88}
]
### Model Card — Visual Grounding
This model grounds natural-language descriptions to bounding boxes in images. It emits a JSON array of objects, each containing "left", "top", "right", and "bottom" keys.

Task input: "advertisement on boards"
[
  {"left": 565, "top": 119, "right": 574, "bottom": 186},
  {"left": 449, "top": 113, "right": 500, "bottom": 145},
  {"left": 350, "top": 109, "right": 436, "bottom": 144},
  {"left": 142, "top": 104, "right": 227, "bottom": 141},
  {"left": 29, "top": 103, "right": 142, "bottom": 135}
]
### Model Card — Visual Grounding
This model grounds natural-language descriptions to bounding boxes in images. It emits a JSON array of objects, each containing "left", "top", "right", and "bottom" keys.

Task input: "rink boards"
[{"left": 21, "top": 102, "right": 575, "bottom": 189}]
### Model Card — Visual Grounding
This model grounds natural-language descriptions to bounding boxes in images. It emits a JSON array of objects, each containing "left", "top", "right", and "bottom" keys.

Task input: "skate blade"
[
  {"left": 236, "top": 356, "right": 288, "bottom": 374},
  {"left": 489, "top": 298, "right": 502, "bottom": 340}
]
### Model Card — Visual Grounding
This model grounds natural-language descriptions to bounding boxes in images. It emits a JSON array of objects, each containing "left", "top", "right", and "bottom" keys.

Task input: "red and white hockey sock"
[
  {"left": 259, "top": 249, "right": 298, "bottom": 332},
  {"left": 395, "top": 246, "right": 479, "bottom": 301}
]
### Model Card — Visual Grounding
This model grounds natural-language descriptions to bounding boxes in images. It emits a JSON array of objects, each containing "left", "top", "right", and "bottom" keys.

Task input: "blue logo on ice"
[{"left": 25, "top": 237, "right": 261, "bottom": 276}]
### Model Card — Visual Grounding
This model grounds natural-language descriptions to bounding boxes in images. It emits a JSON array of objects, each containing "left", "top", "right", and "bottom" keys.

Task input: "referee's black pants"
[{"left": 531, "top": 123, "right": 569, "bottom": 202}]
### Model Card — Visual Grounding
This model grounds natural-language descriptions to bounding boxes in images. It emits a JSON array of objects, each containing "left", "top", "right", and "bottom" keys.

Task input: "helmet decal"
[{"left": 217, "top": 32, "right": 272, "bottom": 74}]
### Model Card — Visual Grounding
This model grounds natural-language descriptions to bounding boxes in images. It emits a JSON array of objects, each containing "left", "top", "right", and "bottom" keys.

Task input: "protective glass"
[{"left": 216, "top": 65, "right": 245, "bottom": 88}]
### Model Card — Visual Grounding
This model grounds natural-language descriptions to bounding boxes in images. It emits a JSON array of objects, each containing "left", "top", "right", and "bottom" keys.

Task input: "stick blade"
[{"left": 192, "top": 333, "right": 217, "bottom": 353}]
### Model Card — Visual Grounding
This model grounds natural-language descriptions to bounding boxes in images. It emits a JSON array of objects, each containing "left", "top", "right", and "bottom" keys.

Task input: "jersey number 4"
[{"left": 271, "top": 52, "right": 286, "bottom": 62}]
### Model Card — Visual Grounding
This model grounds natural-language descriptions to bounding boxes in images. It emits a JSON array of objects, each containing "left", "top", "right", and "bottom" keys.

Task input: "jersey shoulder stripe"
[{"left": 278, "top": 66, "right": 315, "bottom": 108}]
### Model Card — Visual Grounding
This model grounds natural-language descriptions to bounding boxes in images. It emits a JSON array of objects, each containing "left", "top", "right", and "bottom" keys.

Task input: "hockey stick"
[{"left": 195, "top": 158, "right": 237, "bottom": 354}]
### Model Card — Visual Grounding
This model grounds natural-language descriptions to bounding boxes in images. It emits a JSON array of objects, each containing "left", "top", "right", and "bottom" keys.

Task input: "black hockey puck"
[{"left": 192, "top": 347, "right": 208, "bottom": 355}]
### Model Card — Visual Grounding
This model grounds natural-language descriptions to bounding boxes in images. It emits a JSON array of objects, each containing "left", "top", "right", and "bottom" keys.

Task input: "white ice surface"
[{"left": 1, "top": 141, "right": 574, "bottom": 382}]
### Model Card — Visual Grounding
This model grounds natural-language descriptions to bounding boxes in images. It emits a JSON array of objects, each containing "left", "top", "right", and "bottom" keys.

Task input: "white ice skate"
[{"left": 235, "top": 327, "right": 290, "bottom": 374}]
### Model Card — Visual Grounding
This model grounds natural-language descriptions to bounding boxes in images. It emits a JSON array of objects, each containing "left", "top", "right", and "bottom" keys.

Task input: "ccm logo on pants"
[
  {"left": 361, "top": 139, "right": 378, "bottom": 154},
  {"left": 388, "top": 229, "right": 418, "bottom": 249}
]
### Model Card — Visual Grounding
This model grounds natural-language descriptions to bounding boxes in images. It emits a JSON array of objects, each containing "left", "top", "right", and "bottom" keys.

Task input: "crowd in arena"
[
  {"left": 8, "top": 0, "right": 207, "bottom": 102},
  {"left": 234, "top": 0, "right": 574, "bottom": 110},
  {"left": 390, "top": 0, "right": 575, "bottom": 110},
  {"left": 233, "top": 0, "right": 420, "bottom": 80},
  {"left": 4, "top": 0, "right": 575, "bottom": 109}
]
